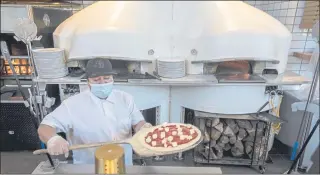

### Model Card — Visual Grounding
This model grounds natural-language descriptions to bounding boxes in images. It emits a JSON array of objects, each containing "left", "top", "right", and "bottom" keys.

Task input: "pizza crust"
[{"left": 138, "top": 123, "right": 202, "bottom": 152}]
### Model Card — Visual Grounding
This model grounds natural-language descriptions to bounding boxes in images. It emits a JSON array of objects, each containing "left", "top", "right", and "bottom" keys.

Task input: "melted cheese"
[
  {"left": 164, "top": 143, "right": 168, "bottom": 148},
  {"left": 177, "top": 128, "right": 183, "bottom": 133},
  {"left": 146, "top": 136, "right": 152, "bottom": 143},
  {"left": 151, "top": 141, "right": 157, "bottom": 146},
  {"left": 190, "top": 129, "right": 195, "bottom": 135},
  {"left": 172, "top": 131, "right": 177, "bottom": 136},
  {"left": 158, "top": 127, "right": 164, "bottom": 131},
  {"left": 167, "top": 136, "right": 173, "bottom": 142},
  {"left": 186, "top": 136, "right": 192, "bottom": 140},
  {"left": 179, "top": 135, "right": 186, "bottom": 140},
  {"left": 161, "top": 138, "right": 167, "bottom": 144},
  {"left": 165, "top": 127, "right": 170, "bottom": 132},
  {"left": 160, "top": 132, "right": 165, "bottom": 139},
  {"left": 178, "top": 131, "right": 183, "bottom": 136},
  {"left": 152, "top": 134, "right": 158, "bottom": 139},
  {"left": 171, "top": 142, "right": 178, "bottom": 147}
]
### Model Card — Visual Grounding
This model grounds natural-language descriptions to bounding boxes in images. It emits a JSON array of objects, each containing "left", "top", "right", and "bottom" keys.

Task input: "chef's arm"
[
  {"left": 128, "top": 96, "right": 152, "bottom": 132},
  {"left": 38, "top": 124, "right": 57, "bottom": 143},
  {"left": 133, "top": 120, "right": 147, "bottom": 132},
  {"left": 38, "top": 102, "right": 72, "bottom": 143}
]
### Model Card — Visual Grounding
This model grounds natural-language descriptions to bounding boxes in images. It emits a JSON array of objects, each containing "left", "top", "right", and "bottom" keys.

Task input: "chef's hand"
[
  {"left": 47, "top": 135, "right": 69, "bottom": 158},
  {"left": 134, "top": 121, "right": 152, "bottom": 133},
  {"left": 141, "top": 122, "right": 152, "bottom": 129}
]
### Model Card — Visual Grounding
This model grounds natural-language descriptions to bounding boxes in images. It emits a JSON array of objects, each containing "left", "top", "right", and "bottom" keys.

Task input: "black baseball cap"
[{"left": 85, "top": 58, "right": 117, "bottom": 78}]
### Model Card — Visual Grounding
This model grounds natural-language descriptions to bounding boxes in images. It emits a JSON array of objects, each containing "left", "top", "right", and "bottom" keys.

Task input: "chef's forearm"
[{"left": 38, "top": 124, "right": 57, "bottom": 143}]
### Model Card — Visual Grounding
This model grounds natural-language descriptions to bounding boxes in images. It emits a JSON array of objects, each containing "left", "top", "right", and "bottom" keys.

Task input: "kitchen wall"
[{"left": 244, "top": 0, "right": 317, "bottom": 75}]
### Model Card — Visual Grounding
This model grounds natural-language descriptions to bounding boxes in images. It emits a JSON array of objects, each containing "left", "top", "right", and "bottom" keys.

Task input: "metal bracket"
[
  {"left": 37, "top": 82, "right": 47, "bottom": 92},
  {"left": 253, "top": 112, "right": 287, "bottom": 124},
  {"left": 156, "top": 106, "right": 160, "bottom": 125},
  {"left": 191, "top": 49, "right": 198, "bottom": 55},
  {"left": 148, "top": 49, "right": 154, "bottom": 55},
  {"left": 23, "top": 101, "right": 30, "bottom": 108},
  {"left": 36, "top": 95, "right": 43, "bottom": 104}
]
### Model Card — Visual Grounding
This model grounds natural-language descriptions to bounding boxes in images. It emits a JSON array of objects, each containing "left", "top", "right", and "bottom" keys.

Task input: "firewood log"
[
  {"left": 216, "top": 150, "right": 223, "bottom": 159},
  {"left": 225, "top": 119, "right": 237, "bottom": 129},
  {"left": 236, "top": 120, "right": 253, "bottom": 130},
  {"left": 214, "top": 122, "right": 224, "bottom": 133},
  {"left": 232, "top": 125, "right": 240, "bottom": 134},
  {"left": 217, "top": 141, "right": 225, "bottom": 148},
  {"left": 223, "top": 125, "right": 235, "bottom": 137},
  {"left": 231, "top": 140, "right": 244, "bottom": 157},
  {"left": 246, "top": 143, "right": 265, "bottom": 160},
  {"left": 250, "top": 120, "right": 265, "bottom": 130},
  {"left": 213, "top": 143, "right": 224, "bottom": 152},
  {"left": 219, "top": 135, "right": 229, "bottom": 144},
  {"left": 203, "top": 128, "right": 211, "bottom": 143},
  {"left": 237, "top": 128, "right": 247, "bottom": 141},
  {"left": 246, "top": 127, "right": 264, "bottom": 137},
  {"left": 209, "top": 140, "right": 217, "bottom": 147},
  {"left": 243, "top": 135, "right": 264, "bottom": 143},
  {"left": 210, "top": 127, "right": 222, "bottom": 140},
  {"left": 201, "top": 145, "right": 218, "bottom": 160},
  {"left": 223, "top": 143, "right": 232, "bottom": 151},
  {"left": 229, "top": 135, "right": 237, "bottom": 144},
  {"left": 206, "top": 118, "right": 220, "bottom": 127},
  {"left": 245, "top": 141, "right": 253, "bottom": 155}
]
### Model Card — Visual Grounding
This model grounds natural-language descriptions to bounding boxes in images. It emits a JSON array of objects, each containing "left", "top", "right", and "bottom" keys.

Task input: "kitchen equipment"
[
  {"left": 6, "top": 18, "right": 57, "bottom": 168},
  {"left": 287, "top": 119, "right": 320, "bottom": 174},
  {"left": 32, "top": 161, "right": 223, "bottom": 174},
  {"left": 95, "top": 144, "right": 126, "bottom": 174},
  {"left": 1, "top": 58, "right": 32, "bottom": 77},
  {"left": 32, "top": 48, "right": 68, "bottom": 79},
  {"left": 157, "top": 59, "right": 186, "bottom": 78},
  {"left": 289, "top": 21, "right": 320, "bottom": 172},
  {"left": 0, "top": 41, "right": 55, "bottom": 168},
  {"left": 33, "top": 124, "right": 203, "bottom": 157},
  {"left": 145, "top": 72, "right": 161, "bottom": 81}
]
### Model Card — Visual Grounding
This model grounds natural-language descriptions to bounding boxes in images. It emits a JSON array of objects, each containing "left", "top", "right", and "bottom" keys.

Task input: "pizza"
[{"left": 140, "top": 123, "right": 201, "bottom": 152}]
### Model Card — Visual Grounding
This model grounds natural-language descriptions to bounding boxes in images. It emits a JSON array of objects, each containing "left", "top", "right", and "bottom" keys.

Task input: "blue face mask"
[{"left": 90, "top": 82, "right": 113, "bottom": 99}]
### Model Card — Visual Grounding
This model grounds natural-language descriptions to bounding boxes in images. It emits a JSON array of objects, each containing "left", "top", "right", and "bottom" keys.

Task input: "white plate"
[{"left": 157, "top": 59, "right": 185, "bottom": 62}]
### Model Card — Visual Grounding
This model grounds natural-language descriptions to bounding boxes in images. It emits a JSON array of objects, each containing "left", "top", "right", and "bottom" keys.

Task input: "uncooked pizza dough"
[{"left": 139, "top": 123, "right": 201, "bottom": 152}]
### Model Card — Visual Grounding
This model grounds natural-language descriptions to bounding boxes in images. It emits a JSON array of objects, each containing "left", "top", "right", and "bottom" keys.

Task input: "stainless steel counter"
[
  {"left": 31, "top": 161, "right": 222, "bottom": 174},
  {"left": 33, "top": 71, "right": 310, "bottom": 86}
]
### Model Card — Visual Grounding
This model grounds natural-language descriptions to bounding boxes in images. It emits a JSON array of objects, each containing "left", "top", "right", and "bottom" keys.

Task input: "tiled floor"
[{"left": 1, "top": 151, "right": 293, "bottom": 174}]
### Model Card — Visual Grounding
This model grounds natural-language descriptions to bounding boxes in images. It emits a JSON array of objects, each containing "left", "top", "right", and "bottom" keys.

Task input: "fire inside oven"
[
  {"left": 184, "top": 108, "right": 270, "bottom": 166},
  {"left": 204, "top": 60, "right": 266, "bottom": 83},
  {"left": 1, "top": 58, "right": 32, "bottom": 76}
]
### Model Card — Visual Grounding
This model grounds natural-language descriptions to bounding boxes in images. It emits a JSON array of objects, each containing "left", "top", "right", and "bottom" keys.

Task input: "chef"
[{"left": 38, "top": 58, "right": 152, "bottom": 164}]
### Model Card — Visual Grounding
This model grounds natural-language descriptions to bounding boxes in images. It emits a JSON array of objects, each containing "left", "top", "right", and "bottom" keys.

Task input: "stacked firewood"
[{"left": 195, "top": 118, "right": 267, "bottom": 160}]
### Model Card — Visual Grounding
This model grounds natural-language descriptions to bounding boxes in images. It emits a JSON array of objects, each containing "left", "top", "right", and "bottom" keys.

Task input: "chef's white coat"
[{"left": 41, "top": 89, "right": 145, "bottom": 165}]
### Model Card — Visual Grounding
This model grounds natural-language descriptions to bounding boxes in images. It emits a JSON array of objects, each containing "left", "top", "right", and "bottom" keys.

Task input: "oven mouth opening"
[{"left": 213, "top": 61, "right": 266, "bottom": 83}]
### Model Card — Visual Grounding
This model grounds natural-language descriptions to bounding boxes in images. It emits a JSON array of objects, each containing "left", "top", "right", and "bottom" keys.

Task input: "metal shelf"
[
  {"left": 0, "top": 75, "right": 32, "bottom": 80},
  {"left": 0, "top": 56, "right": 29, "bottom": 59}
]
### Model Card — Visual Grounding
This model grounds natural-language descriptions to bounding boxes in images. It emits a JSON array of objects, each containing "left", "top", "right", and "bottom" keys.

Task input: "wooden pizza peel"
[{"left": 33, "top": 124, "right": 203, "bottom": 157}]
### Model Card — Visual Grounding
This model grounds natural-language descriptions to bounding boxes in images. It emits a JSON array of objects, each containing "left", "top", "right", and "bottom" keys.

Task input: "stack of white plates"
[
  {"left": 157, "top": 59, "right": 186, "bottom": 78},
  {"left": 32, "top": 48, "right": 68, "bottom": 79}
]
